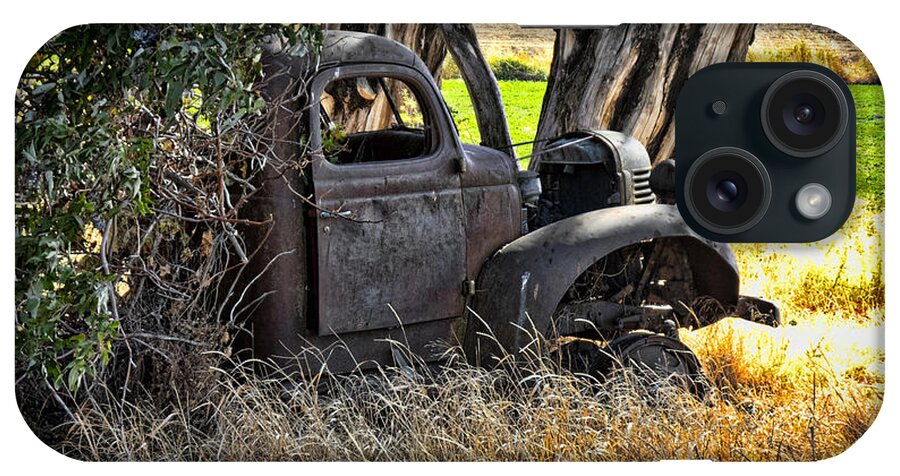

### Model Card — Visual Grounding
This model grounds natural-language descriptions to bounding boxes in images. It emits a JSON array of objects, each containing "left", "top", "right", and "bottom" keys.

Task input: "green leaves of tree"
[{"left": 15, "top": 24, "right": 321, "bottom": 394}]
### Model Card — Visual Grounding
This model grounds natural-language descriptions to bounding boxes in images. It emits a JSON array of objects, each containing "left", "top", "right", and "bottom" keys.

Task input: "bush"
[
  {"left": 442, "top": 56, "right": 461, "bottom": 79},
  {"left": 442, "top": 56, "right": 548, "bottom": 82},
  {"left": 15, "top": 24, "right": 322, "bottom": 404},
  {"left": 489, "top": 57, "right": 548, "bottom": 81},
  {"left": 747, "top": 41, "right": 879, "bottom": 85}
]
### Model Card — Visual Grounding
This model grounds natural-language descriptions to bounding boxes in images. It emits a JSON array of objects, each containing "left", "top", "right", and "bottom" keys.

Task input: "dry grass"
[
  {"left": 747, "top": 41, "right": 878, "bottom": 85},
  {"left": 49, "top": 203, "right": 884, "bottom": 461},
  {"left": 748, "top": 24, "right": 879, "bottom": 84},
  {"left": 468, "top": 24, "right": 879, "bottom": 84}
]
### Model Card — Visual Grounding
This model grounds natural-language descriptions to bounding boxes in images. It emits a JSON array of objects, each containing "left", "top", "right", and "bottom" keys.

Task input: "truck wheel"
[
  {"left": 557, "top": 332, "right": 707, "bottom": 397},
  {"left": 600, "top": 333, "right": 707, "bottom": 397}
]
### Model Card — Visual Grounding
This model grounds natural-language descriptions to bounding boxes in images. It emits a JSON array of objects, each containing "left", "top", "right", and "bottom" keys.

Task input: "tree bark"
[
  {"left": 532, "top": 24, "right": 756, "bottom": 167},
  {"left": 441, "top": 24, "right": 515, "bottom": 156},
  {"left": 323, "top": 24, "right": 448, "bottom": 136},
  {"left": 325, "top": 24, "right": 447, "bottom": 82}
]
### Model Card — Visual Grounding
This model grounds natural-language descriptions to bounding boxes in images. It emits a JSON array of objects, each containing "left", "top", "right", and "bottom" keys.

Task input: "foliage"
[
  {"left": 488, "top": 57, "right": 548, "bottom": 81},
  {"left": 747, "top": 41, "right": 879, "bottom": 85},
  {"left": 441, "top": 55, "right": 461, "bottom": 79},
  {"left": 15, "top": 24, "right": 322, "bottom": 394},
  {"left": 441, "top": 78, "right": 547, "bottom": 161},
  {"left": 443, "top": 54, "right": 549, "bottom": 82}
]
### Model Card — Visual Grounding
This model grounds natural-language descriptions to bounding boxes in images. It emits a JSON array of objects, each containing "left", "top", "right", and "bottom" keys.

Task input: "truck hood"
[{"left": 460, "top": 143, "right": 519, "bottom": 189}]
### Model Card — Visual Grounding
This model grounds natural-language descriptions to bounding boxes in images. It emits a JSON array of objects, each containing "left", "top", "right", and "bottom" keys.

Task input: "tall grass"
[
  {"left": 747, "top": 40, "right": 879, "bottom": 85},
  {"left": 52, "top": 204, "right": 884, "bottom": 461}
]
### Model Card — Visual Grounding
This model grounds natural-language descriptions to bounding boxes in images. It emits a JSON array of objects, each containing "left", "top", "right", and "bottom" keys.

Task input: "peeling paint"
[{"left": 517, "top": 271, "right": 532, "bottom": 328}]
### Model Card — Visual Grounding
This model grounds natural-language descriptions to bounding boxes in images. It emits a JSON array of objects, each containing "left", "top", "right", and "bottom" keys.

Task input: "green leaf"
[
  {"left": 213, "top": 71, "right": 227, "bottom": 88},
  {"left": 31, "top": 82, "right": 57, "bottom": 96},
  {"left": 15, "top": 23, "right": 325, "bottom": 395},
  {"left": 25, "top": 296, "right": 40, "bottom": 317},
  {"left": 67, "top": 364, "right": 83, "bottom": 391},
  {"left": 165, "top": 81, "right": 184, "bottom": 116}
]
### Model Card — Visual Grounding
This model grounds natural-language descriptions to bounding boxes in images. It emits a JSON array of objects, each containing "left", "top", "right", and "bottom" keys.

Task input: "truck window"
[{"left": 319, "top": 76, "right": 432, "bottom": 165}]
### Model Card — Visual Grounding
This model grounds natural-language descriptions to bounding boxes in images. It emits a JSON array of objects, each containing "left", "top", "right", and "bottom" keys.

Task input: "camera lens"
[
  {"left": 761, "top": 70, "right": 849, "bottom": 158},
  {"left": 794, "top": 104, "right": 815, "bottom": 124},
  {"left": 707, "top": 173, "right": 747, "bottom": 212},
  {"left": 716, "top": 180, "right": 739, "bottom": 202},
  {"left": 684, "top": 147, "right": 771, "bottom": 235}
]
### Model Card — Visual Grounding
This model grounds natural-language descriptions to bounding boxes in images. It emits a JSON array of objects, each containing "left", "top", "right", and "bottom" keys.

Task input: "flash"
[{"left": 795, "top": 183, "right": 832, "bottom": 220}]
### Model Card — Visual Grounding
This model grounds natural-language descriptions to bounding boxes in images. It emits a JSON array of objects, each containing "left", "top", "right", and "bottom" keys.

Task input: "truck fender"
[{"left": 464, "top": 204, "right": 739, "bottom": 366}]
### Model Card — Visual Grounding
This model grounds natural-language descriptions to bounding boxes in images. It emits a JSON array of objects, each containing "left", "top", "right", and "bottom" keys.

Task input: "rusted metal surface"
[
  {"left": 308, "top": 61, "right": 468, "bottom": 335},
  {"left": 735, "top": 295, "right": 781, "bottom": 326},
  {"left": 236, "top": 40, "right": 312, "bottom": 370},
  {"left": 256, "top": 317, "right": 457, "bottom": 377},
  {"left": 459, "top": 144, "right": 522, "bottom": 278},
  {"left": 319, "top": 30, "right": 420, "bottom": 69},
  {"left": 533, "top": 130, "right": 656, "bottom": 228},
  {"left": 245, "top": 31, "right": 481, "bottom": 374},
  {"left": 463, "top": 204, "right": 740, "bottom": 367},
  {"left": 243, "top": 30, "right": 779, "bottom": 377},
  {"left": 248, "top": 31, "right": 518, "bottom": 372},
  {"left": 538, "top": 130, "right": 655, "bottom": 205},
  {"left": 553, "top": 300, "right": 676, "bottom": 336}
]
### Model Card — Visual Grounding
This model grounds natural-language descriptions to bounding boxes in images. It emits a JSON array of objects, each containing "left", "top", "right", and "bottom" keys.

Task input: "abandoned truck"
[{"left": 238, "top": 30, "right": 779, "bottom": 383}]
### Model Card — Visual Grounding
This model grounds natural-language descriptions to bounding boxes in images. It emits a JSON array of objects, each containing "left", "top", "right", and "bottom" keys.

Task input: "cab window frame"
[{"left": 309, "top": 64, "right": 451, "bottom": 170}]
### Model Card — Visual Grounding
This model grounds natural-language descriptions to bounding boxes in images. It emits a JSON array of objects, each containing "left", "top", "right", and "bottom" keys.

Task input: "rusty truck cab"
[
  {"left": 243, "top": 30, "right": 778, "bottom": 379},
  {"left": 244, "top": 31, "right": 520, "bottom": 375}
]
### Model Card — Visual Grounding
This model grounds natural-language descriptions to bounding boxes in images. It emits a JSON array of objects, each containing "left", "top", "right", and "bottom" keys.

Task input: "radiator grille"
[{"left": 632, "top": 167, "right": 656, "bottom": 204}]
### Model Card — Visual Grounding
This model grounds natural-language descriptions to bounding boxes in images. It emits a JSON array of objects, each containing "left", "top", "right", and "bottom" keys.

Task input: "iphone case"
[{"left": 14, "top": 23, "right": 884, "bottom": 461}]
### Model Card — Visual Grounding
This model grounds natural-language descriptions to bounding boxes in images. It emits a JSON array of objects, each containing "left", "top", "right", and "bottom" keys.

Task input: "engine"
[{"left": 529, "top": 130, "right": 657, "bottom": 229}]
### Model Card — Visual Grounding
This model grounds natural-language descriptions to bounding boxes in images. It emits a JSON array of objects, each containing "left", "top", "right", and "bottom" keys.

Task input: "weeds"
[
  {"left": 58, "top": 321, "right": 882, "bottom": 461},
  {"left": 747, "top": 41, "right": 878, "bottom": 84},
  {"left": 44, "top": 201, "right": 884, "bottom": 461}
]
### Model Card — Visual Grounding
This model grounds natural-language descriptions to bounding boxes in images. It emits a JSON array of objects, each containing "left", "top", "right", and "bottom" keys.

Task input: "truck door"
[{"left": 308, "top": 65, "right": 467, "bottom": 336}]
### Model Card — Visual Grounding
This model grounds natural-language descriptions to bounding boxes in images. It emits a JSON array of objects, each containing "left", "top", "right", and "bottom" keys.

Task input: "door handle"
[{"left": 320, "top": 210, "right": 353, "bottom": 219}]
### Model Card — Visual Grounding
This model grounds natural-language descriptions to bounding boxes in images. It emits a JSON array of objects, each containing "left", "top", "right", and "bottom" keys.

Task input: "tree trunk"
[
  {"left": 532, "top": 24, "right": 756, "bottom": 167},
  {"left": 325, "top": 24, "right": 447, "bottom": 81},
  {"left": 442, "top": 24, "right": 515, "bottom": 156},
  {"left": 323, "top": 24, "right": 448, "bottom": 136}
]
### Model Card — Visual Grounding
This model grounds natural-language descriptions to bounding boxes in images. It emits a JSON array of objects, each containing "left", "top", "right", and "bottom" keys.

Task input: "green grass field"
[
  {"left": 441, "top": 78, "right": 547, "bottom": 160},
  {"left": 441, "top": 80, "right": 885, "bottom": 208},
  {"left": 852, "top": 85, "right": 886, "bottom": 207}
]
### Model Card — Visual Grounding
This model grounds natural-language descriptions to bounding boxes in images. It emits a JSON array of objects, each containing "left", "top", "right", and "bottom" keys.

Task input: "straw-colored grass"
[{"left": 52, "top": 202, "right": 884, "bottom": 461}]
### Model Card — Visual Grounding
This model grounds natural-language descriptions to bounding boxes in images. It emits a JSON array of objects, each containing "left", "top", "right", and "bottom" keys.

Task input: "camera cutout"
[
  {"left": 675, "top": 63, "right": 856, "bottom": 243},
  {"left": 761, "top": 70, "right": 850, "bottom": 158},
  {"left": 683, "top": 147, "right": 771, "bottom": 235}
]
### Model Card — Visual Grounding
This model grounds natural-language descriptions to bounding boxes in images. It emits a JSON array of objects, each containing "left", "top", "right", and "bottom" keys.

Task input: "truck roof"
[{"left": 320, "top": 30, "right": 428, "bottom": 72}]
